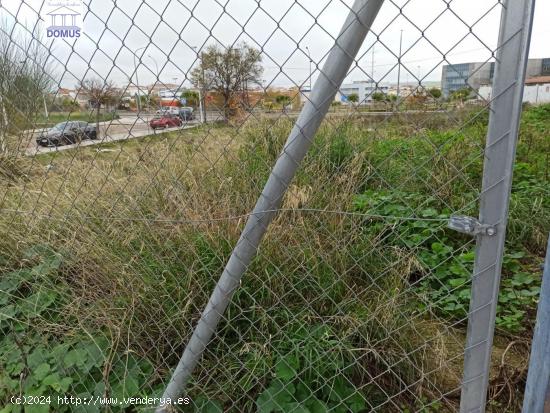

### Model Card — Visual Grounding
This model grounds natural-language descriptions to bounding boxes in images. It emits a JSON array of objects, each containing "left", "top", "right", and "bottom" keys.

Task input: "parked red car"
[{"left": 149, "top": 115, "right": 182, "bottom": 130}]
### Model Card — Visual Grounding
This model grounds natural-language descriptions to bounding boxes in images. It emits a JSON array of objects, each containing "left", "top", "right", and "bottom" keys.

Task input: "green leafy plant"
[
  {"left": 0, "top": 246, "right": 156, "bottom": 412},
  {"left": 352, "top": 189, "right": 542, "bottom": 332},
  {"left": 256, "top": 324, "right": 367, "bottom": 413}
]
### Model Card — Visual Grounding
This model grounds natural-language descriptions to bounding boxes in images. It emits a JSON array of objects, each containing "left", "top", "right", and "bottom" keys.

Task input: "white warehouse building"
[
  {"left": 523, "top": 76, "right": 550, "bottom": 104},
  {"left": 335, "top": 81, "right": 389, "bottom": 104},
  {"left": 479, "top": 76, "right": 550, "bottom": 105}
]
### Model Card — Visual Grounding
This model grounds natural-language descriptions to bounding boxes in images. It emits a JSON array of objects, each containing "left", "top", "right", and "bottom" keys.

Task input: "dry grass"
[{"left": 0, "top": 109, "right": 546, "bottom": 411}]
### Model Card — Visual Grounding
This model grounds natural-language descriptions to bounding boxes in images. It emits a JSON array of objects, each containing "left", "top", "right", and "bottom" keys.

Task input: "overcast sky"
[{"left": 2, "top": 0, "right": 549, "bottom": 91}]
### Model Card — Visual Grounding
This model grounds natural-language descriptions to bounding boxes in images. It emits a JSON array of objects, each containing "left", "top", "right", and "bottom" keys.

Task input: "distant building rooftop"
[{"left": 525, "top": 76, "right": 550, "bottom": 85}]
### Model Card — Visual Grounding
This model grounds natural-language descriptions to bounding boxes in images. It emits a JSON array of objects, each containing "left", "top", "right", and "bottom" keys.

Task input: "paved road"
[
  {"left": 22, "top": 108, "right": 440, "bottom": 156},
  {"left": 24, "top": 116, "right": 199, "bottom": 156}
]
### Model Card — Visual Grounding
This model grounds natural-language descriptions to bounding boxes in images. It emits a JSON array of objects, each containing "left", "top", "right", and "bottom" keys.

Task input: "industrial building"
[
  {"left": 441, "top": 58, "right": 550, "bottom": 97},
  {"left": 336, "top": 81, "right": 389, "bottom": 104}
]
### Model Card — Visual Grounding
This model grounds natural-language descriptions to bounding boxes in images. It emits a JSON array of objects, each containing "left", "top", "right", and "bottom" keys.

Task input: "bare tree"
[
  {"left": 191, "top": 43, "right": 263, "bottom": 120},
  {"left": 76, "top": 78, "right": 118, "bottom": 137},
  {"left": 0, "top": 20, "right": 54, "bottom": 154}
]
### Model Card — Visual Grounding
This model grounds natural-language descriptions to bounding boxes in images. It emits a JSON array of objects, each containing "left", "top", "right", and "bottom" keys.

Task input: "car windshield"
[{"left": 53, "top": 122, "right": 70, "bottom": 131}]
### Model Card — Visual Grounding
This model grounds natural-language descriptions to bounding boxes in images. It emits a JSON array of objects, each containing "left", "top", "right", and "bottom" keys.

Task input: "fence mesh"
[{"left": 0, "top": 1, "right": 548, "bottom": 412}]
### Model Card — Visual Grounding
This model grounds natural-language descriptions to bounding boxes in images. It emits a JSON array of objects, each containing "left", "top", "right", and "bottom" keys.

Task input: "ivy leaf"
[
  {"left": 511, "top": 272, "right": 535, "bottom": 286},
  {"left": 420, "top": 208, "right": 438, "bottom": 218},
  {"left": 28, "top": 347, "right": 49, "bottom": 369},
  {"left": 305, "top": 397, "right": 328, "bottom": 413},
  {"left": 197, "top": 400, "right": 223, "bottom": 413},
  {"left": 110, "top": 374, "right": 140, "bottom": 401},
  {"left": 64, "top": 348, "right": 88, "bottom": 368},
  {"left": 257, "top": 380, "right": 295, "bottom": 413},
  {"left": 327, "top": 377, "right": 354, "bottom": 403},
  {"left": 506, "top": 251, "right": 525, "bottom": 260},
  {"left": 33, "top": 363, "right": 51, "bottom": 381},
  {"left": 448, "top": 278, "right": 466, "bottom": 288},
  {"left": 275, "top": 354, "right": 299, "bottom": 381},
  {"left": 282, "top": 403, "right": 310, "bottom": 413},
  {"left": 0, "top": 272, "right": 23, "bottom": 294},
  {"left": 24, "top": 405, "right": 49, "bottom": 413},
  {"left": 42, "top": 372, "right": 61, "bottom": 389},
  {"left": 59, "top": 377, "right": 73, "bottom": 393},
  {"left": 81, "top": 346, "right": 106, "bottom": 373},
  {"left": 19, "top": 291, "right": 57, "bottom": 318},
  {"left": 346, "top": 391, "right": 366, "bottom": 413}
]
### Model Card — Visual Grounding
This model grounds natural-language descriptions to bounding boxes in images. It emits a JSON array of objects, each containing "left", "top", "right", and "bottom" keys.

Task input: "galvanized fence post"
[
  {"left": 155, "top": 1, "right": 385, "bottom": 410},
  {"left": 459, "top": 1, "right": 536, "bottom": 412},
  {"left": 522, "top": 234, "right": 550, "bottom": 413}
]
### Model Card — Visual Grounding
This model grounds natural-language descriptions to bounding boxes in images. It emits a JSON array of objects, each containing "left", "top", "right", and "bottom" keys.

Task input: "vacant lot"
[{"left": 0, "top": 106, "right": 548, "bottom": 412}]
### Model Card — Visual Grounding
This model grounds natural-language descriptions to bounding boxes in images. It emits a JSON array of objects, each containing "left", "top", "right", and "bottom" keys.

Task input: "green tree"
[
  {"left": 372, "top": 92, "right": 386, "bottom": 102},
  {"left": 428, "top": 87, "right": 442, "bottom": 99},
  {"left": 191, "top": 42, "right": 263, "bottom": 120},
  {"left": 181, "top": 90, "right": 199, "bottom": 107},
  {"left": 275, "top": 95, "right": 292, "bottom": 111},
  {"left": 0, "top": 21, "right": 53, "bottom": 153},
  {"left": 59, "top": 97, "right": 80, "bottom": 112},
  {"left": 450, "top": 87, "right": 472, "bottom": 102},
  {"left": 76, "top": 78, "right": 118, "bottom": 137},
  {"left": 347, "top": 93, "right": 359, "bottom": 105}
]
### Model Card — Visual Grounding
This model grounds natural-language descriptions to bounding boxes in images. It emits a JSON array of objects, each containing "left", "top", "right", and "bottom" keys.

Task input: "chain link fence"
[{"left": 0, "top": 0, "right": 548, "bottom": 412}]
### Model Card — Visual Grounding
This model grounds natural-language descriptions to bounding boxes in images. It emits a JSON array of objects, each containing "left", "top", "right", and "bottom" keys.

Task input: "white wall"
[
  {"left": 478, "top": 85, "right": 492, "bottom": 101},
  {"left": 336, "top": 82, "right": 389, "bottom": 104},
  {"left": 523, "top": 84, "right": 550, "bottom": 104},
  {"left": 476, "top": 83, "right": 550, "bottom": 104}
]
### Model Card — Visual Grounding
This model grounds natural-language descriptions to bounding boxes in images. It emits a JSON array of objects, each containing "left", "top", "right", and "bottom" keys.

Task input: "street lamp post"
[
  {"left": 172, "top": 77, "right": 181, "bottom": 110},
  {"left": 43, "top": 95, "right": 49, "bottom": 119},
  {"left": 396, "top": 29, "right": 403, "bottom": 112},
  {"left": 148, "top": 55, "right": 161, "bottom": 111},
  {"left": 305, "top": 46, "right": 312, "bottom": 91},
  {"left": 192, "top": 46, "right": 206, "bottom": 124},
  {"left": 133, "top": 46, "right": 146, "bottom": 112}
]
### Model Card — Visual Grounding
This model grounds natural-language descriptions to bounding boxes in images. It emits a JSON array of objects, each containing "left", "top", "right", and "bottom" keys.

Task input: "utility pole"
[
  {"left": 306, "top": 46, "right": 312, "bottom": 91},
  {"left": 43, "top": 95, "right": 49, "bottom": 119},
  {"left": 200, "top": 53, "right": 207, "bottom": 123},
  {"left": 133, "top": 46, "right": 146, "bottom": 112},
  {"left": 192, "top": 46, "right": 207, "bottom": 123},
  {"left": 396, "top": 29, "right": 403, "bottom": 111},
  {"left": 148, "top": 55, "right": 161, "bottom": 111},
  {"left": 173, "top": 77, "right": 178, "bottom": 102},
  {"left": 371, "top": 44, "right": 375, "bottom": 90}
]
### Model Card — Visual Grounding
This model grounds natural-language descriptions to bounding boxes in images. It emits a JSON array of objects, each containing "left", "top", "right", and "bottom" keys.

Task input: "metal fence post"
[
  {"left": 459, "top": 1, "right": 536, "bottom": 412},
  {"left": 522, "top": 234, "right": 550, "bottom": 413},
  {"left": 155, "top": 1, "right": 385, "bottom": 410}
]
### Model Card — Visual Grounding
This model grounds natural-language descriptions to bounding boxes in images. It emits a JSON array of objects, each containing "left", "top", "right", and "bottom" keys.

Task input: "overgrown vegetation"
[
  {"left": 0, "top": 20, "right": 53, "bottom": 153},
  {"left": 0, "top": 105, "right": 548, "bottom": 412}
]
